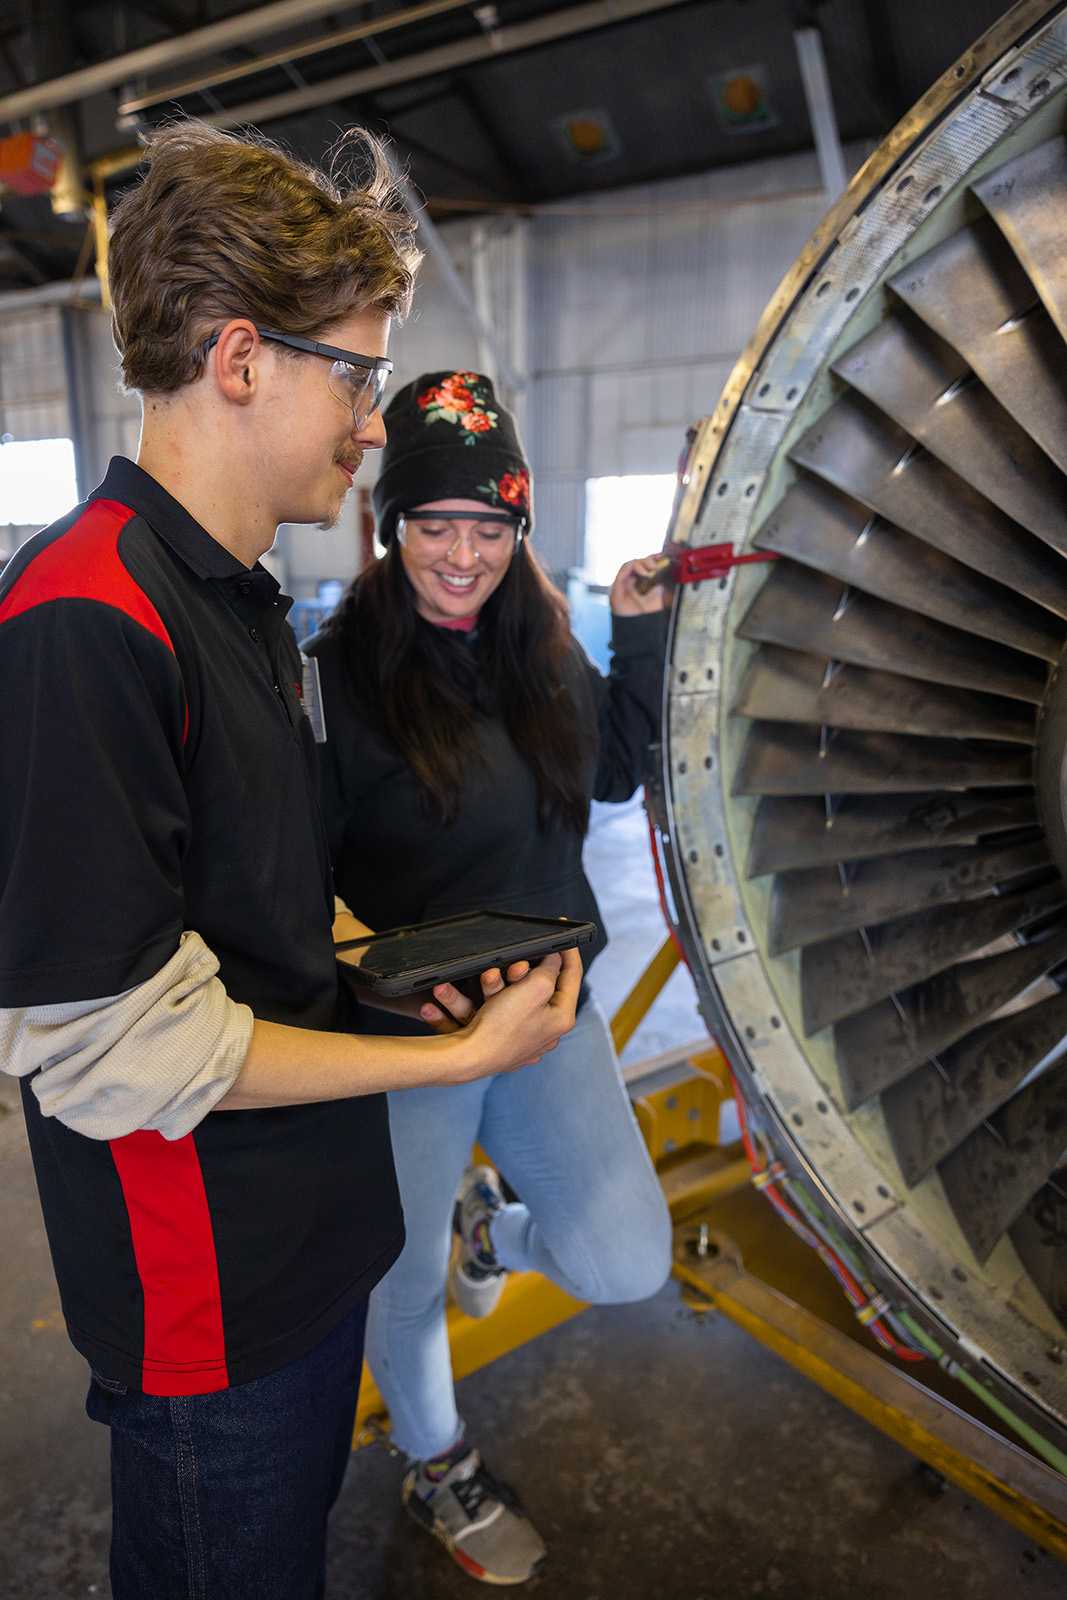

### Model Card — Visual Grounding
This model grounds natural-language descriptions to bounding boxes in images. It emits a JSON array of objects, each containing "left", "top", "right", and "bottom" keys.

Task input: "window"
[
  {"left": 0, "top": 437, "right": 78, "bottom": 527},
  {"left": 583, "top": 474, "right": 677, "bottom": 586}
]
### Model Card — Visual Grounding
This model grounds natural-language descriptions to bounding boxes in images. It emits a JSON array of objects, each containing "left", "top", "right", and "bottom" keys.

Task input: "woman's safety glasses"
[
  {"left": 200, "top": 326, "right": 392, "bottom": 429},
  {"left": 396, "top": 510, "right": 527, "bottom": 557}
]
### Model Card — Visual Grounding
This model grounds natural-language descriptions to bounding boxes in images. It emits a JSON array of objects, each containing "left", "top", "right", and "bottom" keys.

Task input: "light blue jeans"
[{"left": 366, "top": 999, "right": 672, "bottom": 1460}]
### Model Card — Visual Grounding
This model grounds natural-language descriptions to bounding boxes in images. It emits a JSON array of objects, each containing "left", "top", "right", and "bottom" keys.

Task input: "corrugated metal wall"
[{"left": 0, "top": 308, "right": 70, "bottom": 442}]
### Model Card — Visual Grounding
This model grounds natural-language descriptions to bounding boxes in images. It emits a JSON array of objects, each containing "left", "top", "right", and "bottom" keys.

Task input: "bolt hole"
[
  {"left": 845, "top": 286, "right": 860, "bottom": 302},
  {"left": 688, "top": 850, "right": 698, "bottom": 864},
  {"left": 792, "top": 1112, "right": 803, "bottom": 1127},
  {"left": 678, "top": 761, "right": 687, "bottom": 775},
  {"left": 954, "top": 63, "right": 966, "bottom": 79},
  {"left": 711, "top": 938, "right": 721, "bottom": 952},
  {"left": 716, "top": 481, "right": 729, "bottom": 498},
  {"left": 876, "top": 1185, "right": 890, "bottom": 1199},
  {"left": 706, "top": 666, "right": 714, "bottom": 681},
  {"left": 1030, "top": 77, "right": 1051, "bottom": 99},
  {"left": 745, "top": 483, "right": 756, "bottom": 498},
  {"left": 745, "top": 1026, "right": 756, "bottom": 1040},
  {"left": 679, "top": 670, "right": 688, "bottom": 684},
  {"left": 1046, "top": 1348, "right": 1064, "bottom": 1367},
  {"left": 896, "top": 174, "right": 913, "bottom": 193},
  {"left": 714, "top": 844, "right": 724, "bottom": 858},
  {"left": 704, "top": 755, "right": 713, "bottom": 770},
  {"left": 816, "top": 1100, "right": 828, "bottom": 1114},
  {"left": 924, "top": 185, "right": 942, "bottom": 205},
  {"left": 816, "top": 280, "right": 832, "bottom": 298},
  {"left": 718, "top": 577, "right": 728, "bottom": 591},
  {"left": 758, "top": 382, "right": 771, "bottom": 398},
  {"left": 786, "top": 386, "right": 798, "bottom": 402},
  {"left": 952, "top": 1267, "right": 968, "bottom": 1284},
  {"left": 770, "top": 1015, "right": 781, "bottom": 1029},
  {"left": 737, "top": 930, "right": 747, "bottom": 944},
  {"left": 1023, "top": 1370, "right": 1042, "bottom": 1387},
  {"left": 928, "top": 1285, "right": 943, "bottom": 1301},
  {"left": 854, "top": 1200, "right": 866, "bottom": 1215},
  {"left": 1002, "top": 65, "right": 1020, "bottom": 84}
]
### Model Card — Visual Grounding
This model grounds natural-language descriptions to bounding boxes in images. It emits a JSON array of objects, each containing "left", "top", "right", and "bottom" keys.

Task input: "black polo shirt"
[{"left": 0, "top": 457, "right": 402, "bottom": 1394}]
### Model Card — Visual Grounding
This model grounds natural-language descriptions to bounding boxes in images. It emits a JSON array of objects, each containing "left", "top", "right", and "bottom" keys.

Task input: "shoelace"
[{"left": 451, "top": 1462, "right": 519, "bottom": 1521}]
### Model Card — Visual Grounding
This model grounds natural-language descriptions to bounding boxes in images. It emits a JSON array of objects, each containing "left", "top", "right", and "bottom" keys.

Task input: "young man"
[{"left": 0, "top": 121, "right": 580, "bottom": 1599}]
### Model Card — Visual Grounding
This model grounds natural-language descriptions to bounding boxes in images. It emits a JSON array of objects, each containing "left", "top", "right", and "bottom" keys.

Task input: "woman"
[{"left": 305, "top": 370, "right": 672, "bottom": 1586}]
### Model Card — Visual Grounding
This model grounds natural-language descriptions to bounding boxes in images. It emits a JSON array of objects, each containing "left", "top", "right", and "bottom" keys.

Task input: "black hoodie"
[{"left": 303, "top": 609, "right": 668, "bottom": 1033}]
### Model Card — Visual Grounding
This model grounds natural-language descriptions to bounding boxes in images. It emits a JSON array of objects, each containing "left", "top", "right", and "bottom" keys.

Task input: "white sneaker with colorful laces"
[
  {"left": 449, "top": 1164, "right": 508, "bottom": 1319},
  {"left": 402, "top": 1446, "right": 547, "bottom": 1585}
]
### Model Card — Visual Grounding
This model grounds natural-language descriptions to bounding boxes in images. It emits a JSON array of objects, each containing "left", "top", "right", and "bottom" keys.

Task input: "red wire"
[{"left": 732, "top": 1075, "right": 925, "bottom": 1363}]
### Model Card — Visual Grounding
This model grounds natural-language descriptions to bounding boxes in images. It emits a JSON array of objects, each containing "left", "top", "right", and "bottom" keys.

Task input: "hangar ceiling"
[{"left": 0, "top": 0, "right": 1020, "bottom": 289}]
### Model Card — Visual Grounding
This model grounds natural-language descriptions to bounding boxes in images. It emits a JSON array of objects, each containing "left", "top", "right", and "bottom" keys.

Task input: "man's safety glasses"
[
  {"left": 201, "top": 326, "right": 393, "bottom": 429},
  {"left": 396, "top": 510, "right": 527, "bottom": 555}
]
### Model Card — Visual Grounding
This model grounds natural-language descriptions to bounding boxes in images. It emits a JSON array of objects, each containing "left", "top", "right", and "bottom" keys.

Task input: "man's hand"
[
  {"left": 435, "top": 947, "right": 583, "bottom": 1082},
  {"left": 609, "top": 554, "right": 671, "bottom": 616}
]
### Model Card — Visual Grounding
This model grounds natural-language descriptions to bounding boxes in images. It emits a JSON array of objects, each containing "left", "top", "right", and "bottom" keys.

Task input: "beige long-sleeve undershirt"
[{"left": 0, "top": 931, "right": 253, "bottom": 1142}]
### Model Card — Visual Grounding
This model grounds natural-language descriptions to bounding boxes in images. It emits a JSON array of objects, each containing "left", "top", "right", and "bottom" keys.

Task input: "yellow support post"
[
  {"left": 92, "top": 178, "right": 110, "bottom": 309},
  {"left": 610, "top": 934, "right": 680, "bottom": 1055}
]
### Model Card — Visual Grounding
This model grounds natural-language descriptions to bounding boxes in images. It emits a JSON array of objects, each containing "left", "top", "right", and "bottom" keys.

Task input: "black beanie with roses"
[{"left": 372, "top": 370, "right": 533, "bottom": 545}]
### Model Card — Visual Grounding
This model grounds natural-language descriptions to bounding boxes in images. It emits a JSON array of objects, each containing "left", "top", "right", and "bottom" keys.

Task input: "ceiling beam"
[
  {"left": 118, "top": 0, "right": 473, "bottom": 115},
  {"left": 190, "top": 0, "right": 701, "bottom": 133},
  {"left": 0, "top": 0, "right": 363, "bottom": 124}
]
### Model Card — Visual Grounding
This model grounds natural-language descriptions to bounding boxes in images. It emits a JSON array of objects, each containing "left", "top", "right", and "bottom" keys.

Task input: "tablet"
[{"left": 335, "top": 910, "right": 597, "bottom": 997}]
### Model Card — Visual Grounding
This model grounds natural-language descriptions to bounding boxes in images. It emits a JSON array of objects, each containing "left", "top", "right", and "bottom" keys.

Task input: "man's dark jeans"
[{"left": 86, "top": 1299, "right": 368, "bottom": 1600}]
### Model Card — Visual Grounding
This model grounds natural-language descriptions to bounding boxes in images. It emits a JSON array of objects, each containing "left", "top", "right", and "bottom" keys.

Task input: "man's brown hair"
[{"left": 109, "top": 120, "right": 421, "bottom": 395}]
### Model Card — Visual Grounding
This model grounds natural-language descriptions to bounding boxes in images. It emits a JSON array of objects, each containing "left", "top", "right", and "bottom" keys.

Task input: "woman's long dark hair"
[{"left": 326, "top": 541, "right": 591, "bottom": 833}]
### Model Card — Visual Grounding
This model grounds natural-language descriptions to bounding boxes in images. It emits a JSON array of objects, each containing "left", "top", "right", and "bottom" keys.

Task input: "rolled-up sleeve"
[{"left": 0, "top": 931, "right": 254, "bottom": 1140}]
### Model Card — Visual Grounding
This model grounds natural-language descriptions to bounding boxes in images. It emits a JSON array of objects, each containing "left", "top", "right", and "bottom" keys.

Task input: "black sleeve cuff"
[{"left": 609, "top": 609, "right": 671, "bottom": 657}]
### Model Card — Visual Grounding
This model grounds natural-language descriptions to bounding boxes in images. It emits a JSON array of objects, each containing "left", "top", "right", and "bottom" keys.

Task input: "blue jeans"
[
  {"left": 86, "top": 1298, "right": 368, "bottom": 1600},
  {"left": 366, "top": 999, "right": 672, "bottom": 1460}
]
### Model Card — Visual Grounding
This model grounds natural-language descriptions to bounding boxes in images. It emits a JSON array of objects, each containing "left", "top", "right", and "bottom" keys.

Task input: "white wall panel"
[{"left": 0, "top": 307, "right": 69, "bottom": 442}]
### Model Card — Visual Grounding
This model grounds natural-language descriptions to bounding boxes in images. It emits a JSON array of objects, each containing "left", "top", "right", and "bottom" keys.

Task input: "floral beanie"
[{"left": 372, "top": 370, "right": 533, "bottom": 545}]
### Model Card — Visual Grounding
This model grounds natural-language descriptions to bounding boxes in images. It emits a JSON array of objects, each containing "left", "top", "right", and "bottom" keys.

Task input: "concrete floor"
[{"left": 2, "top": 800, "right": 1066, "bottom": 1598}]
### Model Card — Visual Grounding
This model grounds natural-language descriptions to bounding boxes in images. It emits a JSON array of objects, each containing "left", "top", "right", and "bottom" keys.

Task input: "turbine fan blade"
[
  {"left": 768, "top": 839, "right": 1050, "bottom": 956},
  {"left": 748, "top": 791, "right": 1036, "bottom": 879},
  {"left": 1011, "top": 1184, "right": 1067, "bottom": 1327},
  {"left": 738, "top": 563, "right": 1047, "bottom": 702},
  {"left": 734, "top": 723, "right": 1034, "bottom": 798},
  {"left": 834, "top": 928, "right": 1067, "bottom": 1109},
  {"left": 790, "top": 392, "right": 1067, "bottom": 609},
  {"left": 734, "top": 646, "right": 1035, "bottom": 743},
  {"left": 973, "top": 136, "right": 1067, "bottom": 348},
  {"left": 800, "top": 881, "right": 1064, "bottom": 1035},
  {"left": 832, "top": 311, "right": 1067, "bottom": 554},
  {"left": 754, "top": 476, "right": 1061, "bottom": 659},
  {"left": 940, "top": 1059, "right": 1067, "bottom": 1262},
  {"left": 889, "top": 216, "right": 1067, "bottom": 475},
  {"left": 884, "top": 991, "right": 1067, "bottom": 1187}
]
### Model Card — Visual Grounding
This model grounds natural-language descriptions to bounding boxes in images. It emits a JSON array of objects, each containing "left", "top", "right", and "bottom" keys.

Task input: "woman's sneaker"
[
  {"left": 402, "top": 1445, "right": 547, "bottom": 1584},
  {"left": 449, "top": 1165, "right": 507, "bottom": 1319}
]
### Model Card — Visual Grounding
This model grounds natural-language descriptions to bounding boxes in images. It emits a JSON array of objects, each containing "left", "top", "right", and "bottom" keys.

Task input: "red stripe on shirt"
[
  {"left": 0, "top": 498, "right": 189, "bottom": 741},
  {"left": 0, "top": 499, "right": 171, "bottom": 647},
  {"left": 109, "top": 1129, "right": 229, "bottom": 1395}
]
